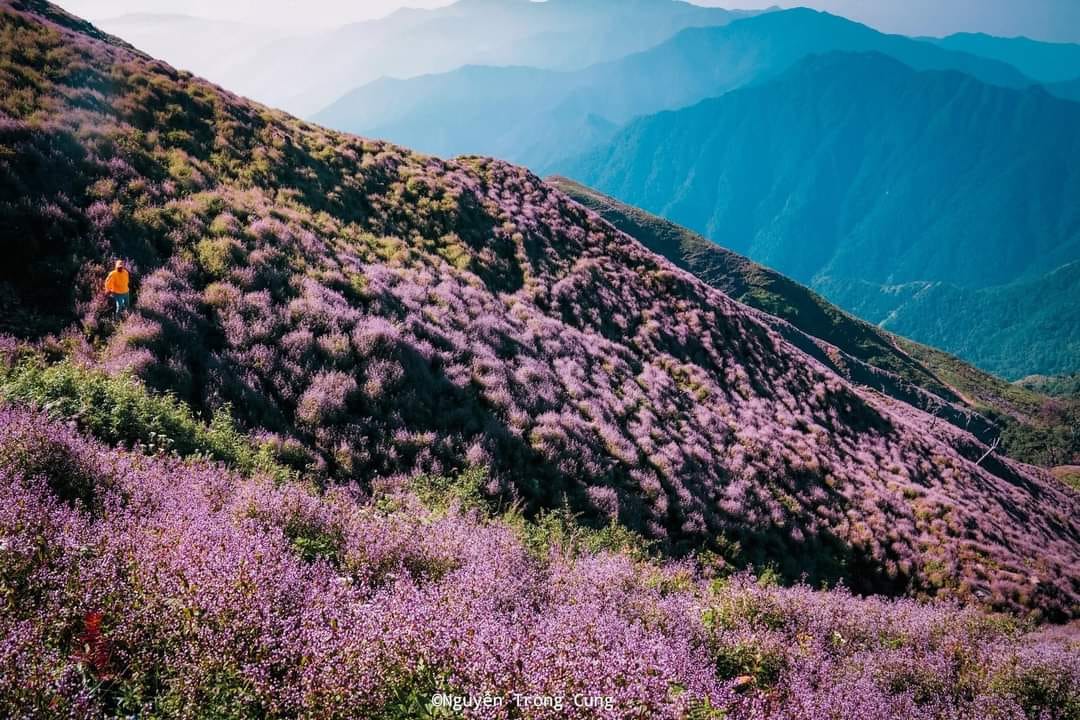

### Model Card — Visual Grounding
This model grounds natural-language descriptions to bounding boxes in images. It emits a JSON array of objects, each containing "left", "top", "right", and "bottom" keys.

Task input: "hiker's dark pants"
[{"left": 111, "top": 293, "right": 129, "bottom": 315}]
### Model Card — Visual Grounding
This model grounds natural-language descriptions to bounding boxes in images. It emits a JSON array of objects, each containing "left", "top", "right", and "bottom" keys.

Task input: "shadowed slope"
[{"left": 549, "top": 177, "right": 954, "bottom": 396}]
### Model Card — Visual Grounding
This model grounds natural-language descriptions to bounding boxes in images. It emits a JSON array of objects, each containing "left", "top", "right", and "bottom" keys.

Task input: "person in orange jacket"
[{"left": 104, "top": 260, "right": 131, "bottom": 316}]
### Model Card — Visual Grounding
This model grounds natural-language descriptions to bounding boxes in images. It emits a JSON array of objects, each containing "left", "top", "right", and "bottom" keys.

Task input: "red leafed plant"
[{"left": 71, "top": 611, "right": 114, "bottom": 681}]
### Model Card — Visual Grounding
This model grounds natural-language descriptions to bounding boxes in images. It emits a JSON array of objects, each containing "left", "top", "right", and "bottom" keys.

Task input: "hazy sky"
[
  {"left": 63, "top": 0, "right": 458, "bottom": 27},
  {"left": 59, "top": 0, "right": 1080, "bottom": 42}
]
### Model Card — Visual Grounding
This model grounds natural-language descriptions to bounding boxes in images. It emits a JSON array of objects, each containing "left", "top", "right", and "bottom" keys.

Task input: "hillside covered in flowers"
[
  {"left": 2, "top": 0, "right": 1079, "bottom": 612},
  {"left": 0, "top": 1, "right": 1078, "bottom": 716}
]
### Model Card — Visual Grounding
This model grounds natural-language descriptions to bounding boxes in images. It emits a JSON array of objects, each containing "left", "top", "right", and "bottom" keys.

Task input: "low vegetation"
[
  {"left": 899, "top": 340, "right": 1080, "bottom": 468},
  {"left": 0, "top": 347, "right": 291, "bottom": 478},
  {"left": 2, "top": 405, "right": 1078, "bottom": 719}
]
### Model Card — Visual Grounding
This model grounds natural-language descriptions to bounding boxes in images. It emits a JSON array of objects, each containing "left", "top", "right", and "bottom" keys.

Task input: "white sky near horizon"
[
  {"left": 63, "top": 0, "right": 459, "bottom": 27},
  {"left": 58, "top": 0, "right": 1080, "bottom": 42}
]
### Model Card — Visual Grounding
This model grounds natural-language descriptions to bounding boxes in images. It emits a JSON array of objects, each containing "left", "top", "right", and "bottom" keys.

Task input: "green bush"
[
  {"left": 376, "top": 663, "right": 462, "bottom": 720},
  {"left": 508, "top": 506, "right": 655, "bottom": 562},
  {"left": 408, "top": 468, "right": 654, "bottom": 561},
  {"left": 712, "top": 642, "right": 786, "bottom": 687},
  {"left": 287, "top": 523, "right": 344, "bottom": 564},
  {"left": 992, "top": 663, "right": 1080, "bottom": 719},
  {"left": 409, "top": 466, "right": 491, "bottom": 516},
  {"left": 0, "top": 356, "right": 290, "bottom": 480}
]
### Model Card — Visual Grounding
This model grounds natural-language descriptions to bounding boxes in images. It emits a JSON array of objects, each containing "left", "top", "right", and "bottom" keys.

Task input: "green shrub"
[
  {"left": 287, "top": 523, "right": 343, "bottom": 564},
  {"left": 1056, "top": 469, "right": 1080, "bottom": 492},
  {"left": 701, "top": 589, "right": 787, "bottom": 633},
  {"left": 0, "top": 356, "right": 290, "bottom": 480},
  {"left": 376, "top": 663, "right": 463, "bottom": 720},
  {"left": 992, "top": 662, "right": 1080, "bottom": 719},
  {"left": 712, "top": 642, "right": 786, "bottom": 687},
  {"left": 509, "top": 506, "right": 654, "bottom": 561},
  {"left": 152, "top": 666, "right": 263, "bottom": 720},
  {"left": 408, "top": 468, "right": 654, "bottom": 561},
  {"left": 195, "top": 236, "right": 241, "bottom": 278},
  {"left": 409, "top": 466, "right": 491, "bottom": 516}
]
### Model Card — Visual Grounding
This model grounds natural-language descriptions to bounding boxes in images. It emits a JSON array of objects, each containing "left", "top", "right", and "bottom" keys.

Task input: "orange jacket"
[{"left": 104, "top": 269, "right": 129, "bottom": 294}]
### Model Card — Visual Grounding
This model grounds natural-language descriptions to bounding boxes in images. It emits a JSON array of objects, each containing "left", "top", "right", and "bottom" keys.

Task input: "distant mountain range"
[
  {"left": 924, "top": 32, "right": 1080, "bottom": 84},
  {"left": 314, "top": 8, "right": 1035, "bottom": 168},
  {"left": 557, "top": 51, "right": 1080, "bottom": 378},
  {"left": 920, "top": 32, "right": 1080, "bottom": 103},
  {"left": 225, "top": 0, "right": 757, "bottom": 115}
]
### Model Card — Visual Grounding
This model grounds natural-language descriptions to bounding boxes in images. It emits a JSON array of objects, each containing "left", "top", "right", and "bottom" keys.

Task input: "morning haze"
[{"left": 65, "top": 0, "right": 1080, "bottom": 41}]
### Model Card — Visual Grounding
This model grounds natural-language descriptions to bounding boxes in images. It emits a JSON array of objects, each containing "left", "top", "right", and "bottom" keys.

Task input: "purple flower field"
[
  {"left": 0, "top": 1, "right": 1078, "bottom": 717},
  {"left": 1, "top": 406, "right": 1077, "bottom": 718}
]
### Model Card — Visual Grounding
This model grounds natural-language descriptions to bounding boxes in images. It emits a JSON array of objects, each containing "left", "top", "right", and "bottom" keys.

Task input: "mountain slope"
[
  {"left": 548, "top": 177, "right": 959, "bottom": 396},
  {"left": 1048, "top": 74, "right": 1080, "bottom": 102},
  {"left": 1, "top": 0, "right": 1078, "bottom": 620},
  {"left": 223, "top": 0, "right": 755, "bottom": 116},
  {"left": 926, "top": 32, "right": 1080, "bottom": 84},
  {"left": 558, "top": 52, "right": 1080, "bottom": 376},
  {"left": 816, "top": 262, "right": 1080, "bottom": 379},
  {"left": 551, "top": 177, "right": 1080, "bottom": 469},
  {"left": 315, "top": 8, "right": 1034, "bottom": 169},
  {"left": 1018, "top": 373, "right": 1080, "bottom": 398}
]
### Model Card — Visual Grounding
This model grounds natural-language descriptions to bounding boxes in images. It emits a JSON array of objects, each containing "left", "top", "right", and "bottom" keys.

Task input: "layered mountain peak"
[
  {"left": 206, "top": 0, "right": 750, "bottom": 115},
  {"left": 928, "top": 31, "right": 1080, "bottom": 84},
  {"left": 559, "top": 48, "right": 1080, "bottom": 377},
  {"left": 1, "top": 0, "right": 1078, "bottom": 622},
  {"left": 314, "top": 3, "right": 1035, "bottom": 171}
]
